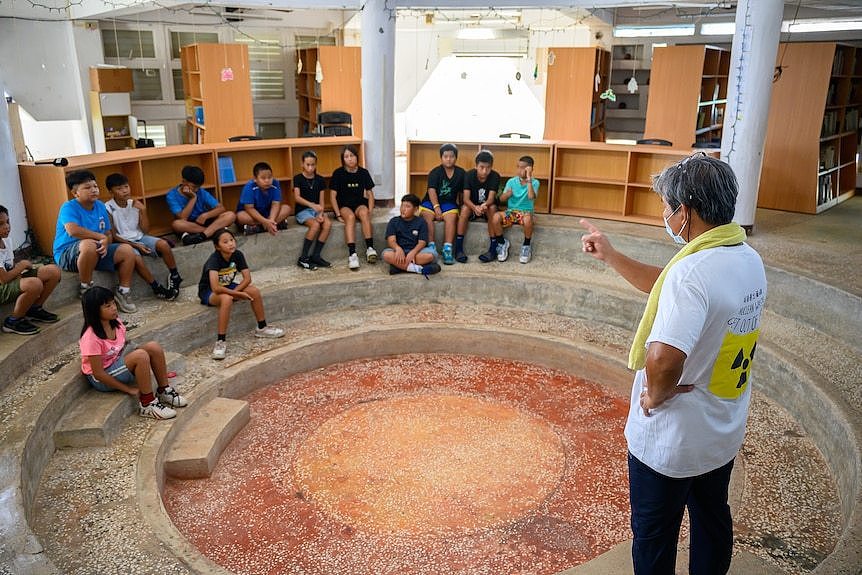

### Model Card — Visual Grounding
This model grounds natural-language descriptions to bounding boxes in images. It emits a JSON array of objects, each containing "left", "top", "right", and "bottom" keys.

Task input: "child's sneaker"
[
  {"left": 478, "top": 249, "right": 497, "bottom": 263},
  {"left": 389, "top": 264, "right": 402, "bottom": 275},
  {"left": 442, "top": 245, "right": 455, "bottom": 265},
  {"left": 310, "top": 255, "right": 332, "bottom": 268},
  {"left": 2, "top": 317, "right": 40, "bottom": 335},
  {"left": 276, "top": 220, "right": 289, "bottom": 231},
  {"left": 212, "top": 340, "right": 227, "bottom": 360},
  {"left": 26, "top": 306, "right": 59, "bottom": 323},
  {"left": 497, "top": 238, "right": 511, "bottom": 262},
  {"left": 421, "top": 263, "right": 441, "bottom": 279},
  {"left": 139, "top": 399, "right": 176, "bottom": 420},
  {"left": 297, "top": 256, "right": 317, "bottom": 270},
  {"left": 455, "top": 251, "right": 468, "bottom": 263},
  {"left": 366, "top": 246, "right": 378, "bottom": 263},
  {"left": 519, "top": 245, "right": 533, "bottom": 264},
  {"left": 152, "top": 283, "right": 175, "bottom": 299},
  {"left": 427, "top": 241, "right": 436, "bottom": 253},
  {"left": 166, "top": 273, "right": 182, "bottom": 299},
  {"left": 113, "top": 289, "right": 137, "bottom": 313},
  {"left": 242, "top": 224, "right": 263, "bottom": 235},
  {"left": 79, "top": 281, "right": 95, "bottom": 298},
  {"left": 158, "top": 386, "right": 188, "bottom": 408},
  {"left": 348, "top": 253, "right": 360, "bottom": 270},
  {"left": 255, "top": 325, "right": 285, "bottom": 338}
]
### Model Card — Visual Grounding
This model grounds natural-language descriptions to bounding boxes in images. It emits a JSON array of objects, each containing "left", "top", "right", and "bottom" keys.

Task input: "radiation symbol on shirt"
[{"left": 708, "top": 329, "right": 760, "bottom": 399}]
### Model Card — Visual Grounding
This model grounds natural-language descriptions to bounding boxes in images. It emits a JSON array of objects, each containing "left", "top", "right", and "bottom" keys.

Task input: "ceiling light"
[
  {"left": 457, "top": 28, "right": 495, "bottom": 40},
  {"left": 782, "top": 19, "right": 862, "bottom": 33},
  {"left": 614, "top": 25, "right": 695, "bottom": 38},
  {"left": 701, "top": 22, "right": 736, "bottom": 35}
]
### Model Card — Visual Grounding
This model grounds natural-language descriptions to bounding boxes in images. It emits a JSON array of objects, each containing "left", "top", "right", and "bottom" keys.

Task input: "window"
[
  {"left": 170, "top": 31, "right": 219, "bottom": 59},
  {"left": 257, "top": 122, "right": 286, "bottom": 139},
  {"left": 131, "top": 69, "right": 163, "bottom": 101},
  {"left": 234, "top": 34, "right": 286, "bottom": 100},
  {"left": 101, "top": 28, "right": 156, "bottom": 59},
  {"left": 140, "top": 123, "right": 167, "bottom": 147}
]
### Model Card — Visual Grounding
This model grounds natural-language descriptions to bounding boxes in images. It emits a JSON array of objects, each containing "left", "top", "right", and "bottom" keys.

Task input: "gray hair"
[{"left": 652, "top": 153, "right": 738, "bottom": 225}]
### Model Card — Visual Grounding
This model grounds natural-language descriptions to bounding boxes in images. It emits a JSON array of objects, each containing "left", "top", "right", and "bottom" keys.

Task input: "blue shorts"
[
  {"left": 199, "top": 282, "right": 238, "bottom": 306},
  {"left": 382, "top": 246, "right": 437, "bottom": 260},
  {"left": 419, "top": 200, "right": 458, "bottom": 215},
  {"left": 296, "top": 207, "right": 320, "bottom": 225},
  {"left": 85, "top": 346, "right": 133, "bottom": 392},
  {"left": 130, "top": 235, "right": 162, "bottom": 258},
  {"left": 57, "top": 242, "right": 122, "bottom": 273}
]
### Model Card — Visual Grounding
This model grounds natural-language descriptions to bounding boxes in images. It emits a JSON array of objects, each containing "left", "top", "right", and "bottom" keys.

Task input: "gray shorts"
[{"left": 129, "top": 235, "right": 162, "bottom": 258}]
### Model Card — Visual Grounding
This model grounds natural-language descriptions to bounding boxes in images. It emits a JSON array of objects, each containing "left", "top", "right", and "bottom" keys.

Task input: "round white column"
[
  {"left": 361, "top": 0, "right": 396, "bottom": 202},
  {"left": 720, "top": 0, "right": 784, "bottom": 230}
]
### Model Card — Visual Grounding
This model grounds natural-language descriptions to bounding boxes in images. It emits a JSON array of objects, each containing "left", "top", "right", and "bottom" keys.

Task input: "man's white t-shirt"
[
  {"left": 105, "top": 199, "right": 144, "bottom": 242},
  {"left": 625, "top": 244, "right": 767, "bottom": 478}
]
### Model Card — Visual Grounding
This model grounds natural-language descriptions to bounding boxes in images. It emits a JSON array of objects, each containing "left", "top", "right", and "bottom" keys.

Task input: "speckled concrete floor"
[{"left": 28, "top": 302, "right": 842, "bottom": 575}]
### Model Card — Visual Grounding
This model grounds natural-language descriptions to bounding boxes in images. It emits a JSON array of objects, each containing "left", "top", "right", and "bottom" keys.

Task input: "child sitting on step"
[{"left": 79, "top": 286, "right": 187, "bottom": 420}]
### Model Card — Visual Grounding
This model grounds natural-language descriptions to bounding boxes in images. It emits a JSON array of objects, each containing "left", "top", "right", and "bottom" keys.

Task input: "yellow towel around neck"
[{"left": 628, "top": 222, "right": 747, "bottom": 370}]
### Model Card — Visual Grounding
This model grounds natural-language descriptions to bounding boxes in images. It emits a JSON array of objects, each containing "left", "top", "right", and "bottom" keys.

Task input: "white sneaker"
[
  {"left": 114, "top": 288, "right": 137, "bottom": 313},
  {"left": 139, "top": 399, "right": 176, "bottom": 420},
  {"left": 519, "top": 244, "right": 533, "bottom": 264},
  {"left": 255, "top": 325, "right": 285, "bottom": 338},
  {"left": 158, "top": 385, "right": 188, "bottom": 408},
  {"left": 366, "top": 246, "right": 378, "bottom": 264},
  {"left": 497, "top": 238, "right": 510, "bottom": 262},
  {"left": 348, "top": 253, "right": 360, "bottom": 270},
  {"left": 212, "top": 340, "right": 227, "bottom": 360}
]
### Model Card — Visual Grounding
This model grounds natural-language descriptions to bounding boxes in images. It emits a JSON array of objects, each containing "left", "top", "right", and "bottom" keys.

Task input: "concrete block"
[{"left": 164, "top": 397, "right": 249, "bottom": 479}]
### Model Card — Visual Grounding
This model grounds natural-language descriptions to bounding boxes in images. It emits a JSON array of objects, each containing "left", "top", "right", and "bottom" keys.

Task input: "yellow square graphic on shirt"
[{"left": 708, "top": 329, "right": 760, "bottom": 399}]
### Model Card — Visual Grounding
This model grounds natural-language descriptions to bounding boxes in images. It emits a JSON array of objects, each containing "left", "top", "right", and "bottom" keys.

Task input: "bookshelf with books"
[
  {"left": 544, "top": 47, "right": 611, "bottom": 142},
  {"left": 760, "top": 42, "right": 860, "bottom": 213},
  {"left": 643, "top": 45, "right": 729, "bottom": 149}
]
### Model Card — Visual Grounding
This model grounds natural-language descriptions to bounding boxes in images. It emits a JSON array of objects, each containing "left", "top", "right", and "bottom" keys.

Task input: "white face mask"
[{"left": 663, "top": 204, "right": 688, "bottom": 245}]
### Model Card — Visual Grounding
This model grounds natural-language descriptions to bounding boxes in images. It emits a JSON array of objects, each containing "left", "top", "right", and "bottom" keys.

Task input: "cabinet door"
[{"left": 99, "top": 93, "right": 132, "bottom": 116}]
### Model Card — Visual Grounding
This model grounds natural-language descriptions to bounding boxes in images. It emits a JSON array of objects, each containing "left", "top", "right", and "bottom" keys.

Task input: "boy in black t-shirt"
[
  {"left": 329, "top": 144, "right": 377, "bottom": 270},
  {"left": 457, "top": 150, "right": 500, "bottom": 263},
  {"left": 293, "top": 150, "right": 332, "bottom": 270},
  {"left": 419, "top": 143, "right": 466, "bottom": 266},
  {"left": 198, "top": 229, "right": 284, "bottom": 360},
  {"left": 382, "top": 194, "right": 440, "bottom": 278}
]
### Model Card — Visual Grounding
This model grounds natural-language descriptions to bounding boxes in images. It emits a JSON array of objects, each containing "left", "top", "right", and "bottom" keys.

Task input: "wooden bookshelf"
[
  {"left": 552, "top": 142, "right": 717, "bottom": 225},
  {"left": 18, "top": 137, "right": 361, "bottom": 254},
  {"left": 644, "top": 45, "right": 729, "bottom": 149},
  {"left": 295, "top": 47, "right": 362, "bottom": 138},
  {"left": 406, "top": 140, "right": 554, "bottom": 214},
  {"left": 89, "top": 68, "right": 135, "bottom": 153},
  {"left": 606, "top": 44, "right": 652, "bottom": 141},
  {"left": 180, "top": 43, "right": 254, "bottom": 144},
  {"left": 544, "top": 47, "right": 611, "bottom": 142},
  {"left": 759, "top": 42, "right": 860, "bottom": 213}
]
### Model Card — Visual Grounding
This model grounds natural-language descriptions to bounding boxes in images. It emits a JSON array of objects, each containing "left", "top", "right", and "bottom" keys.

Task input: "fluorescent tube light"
[
  {"left": 781, "top": 19, "right": 862, "bottom": 33},
  {"left": 701, "top": 22, "right": 736, "bottom": 35},
  {"left": 614, "top": 25, "right": 695, "bottom": 38},
  {"left": 457, "top": 27, "right": 495, "bottom": 40}
]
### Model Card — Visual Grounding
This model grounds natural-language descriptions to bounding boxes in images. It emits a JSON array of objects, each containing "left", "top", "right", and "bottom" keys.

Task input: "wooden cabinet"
[
  {"left": 544, "top": 47, "right": 611, "bottom": 142},
  {"left": 605, "top": 44, "right": 651, "bottom": 141},
  {"left": 180, "top": 43, "right": 254, "bottom": 144},
  {"left": 407, "top": 140, "right": 554, "bottom": 214},
  {"left": 644, "top": 45, "right": 729, "bottom": 148},
  {"left": 89, "top": 67, "right": 135, "bottom": 153},
  {"left": 295, "top": 47, "right": 362, "bottom": 138},
  {"left": 759, "top": 42, "right": 860, "bottom": 213},
  {"left": 552, "top": 143, "right": 716, "bottom": 225},
  {"left": 18, "top": 137, "right": 361, "bottom": 255}
]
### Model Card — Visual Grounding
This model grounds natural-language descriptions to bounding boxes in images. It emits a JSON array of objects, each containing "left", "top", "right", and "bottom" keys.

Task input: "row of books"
[
  {"left": 822, "top": 110, "right": 840, "bottom": 137},
  {"left": 817, "top": 174, "right": 834, "bottom": 206},
  {"left": 819, "top": 145, "right": 836, "bottom": 171}
]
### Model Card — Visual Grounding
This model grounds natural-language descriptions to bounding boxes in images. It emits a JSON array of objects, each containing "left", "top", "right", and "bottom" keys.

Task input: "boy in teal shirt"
[{"left": 481, "top": 155, "right": 538, "bottom": 264}]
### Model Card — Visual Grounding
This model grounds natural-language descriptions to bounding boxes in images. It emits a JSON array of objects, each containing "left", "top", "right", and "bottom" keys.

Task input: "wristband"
[{"left": 433, "top": 203, "right": 440, "bottom": 209}]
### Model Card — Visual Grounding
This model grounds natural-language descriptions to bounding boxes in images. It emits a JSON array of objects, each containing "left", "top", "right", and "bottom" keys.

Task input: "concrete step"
[
  {"left": 164, "top": 397, "right": 250, "bottom": 479},
  {"left": 53, "top": 352, "right": 186, "bottom": 449}
]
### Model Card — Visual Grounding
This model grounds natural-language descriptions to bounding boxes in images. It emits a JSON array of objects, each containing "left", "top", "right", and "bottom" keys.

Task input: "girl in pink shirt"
[{"left": 79, "top": 286, "right": 187, "bottom": 420}]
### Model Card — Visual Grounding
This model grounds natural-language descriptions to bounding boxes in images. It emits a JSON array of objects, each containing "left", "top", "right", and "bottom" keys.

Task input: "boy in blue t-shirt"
[
  {"left": 483, "top": 155, "right": 539, "bottom": 264},
  {"left": 166, "top": 165, "right": 236, "bottom": 245},
  {"left": 382, "top": 194, "right": 440, "bottom": 278},
  {"left": 235, "top": 161, "right": 293, "bottom": 235},
  {"left": 53, "top": 170, "right": 140, "bottom": 312}
]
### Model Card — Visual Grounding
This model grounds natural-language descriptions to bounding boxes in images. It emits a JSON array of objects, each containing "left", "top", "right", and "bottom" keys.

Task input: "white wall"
[{"left": 0, "top": 76, "right": 28, "bottom": 251}]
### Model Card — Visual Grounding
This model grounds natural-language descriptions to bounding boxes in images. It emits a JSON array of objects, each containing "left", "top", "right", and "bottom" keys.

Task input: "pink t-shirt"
[{"left": 79, "top": 321, "right": 127, "bottom": 375}]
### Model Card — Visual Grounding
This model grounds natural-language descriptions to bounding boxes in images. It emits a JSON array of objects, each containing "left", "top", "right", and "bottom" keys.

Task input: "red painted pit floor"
[{"left": 163, "top": 353, "right": 631, "bottom": 575}]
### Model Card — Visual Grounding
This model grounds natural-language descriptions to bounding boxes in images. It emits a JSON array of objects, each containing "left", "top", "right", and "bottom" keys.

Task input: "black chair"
[
  {"left": 636, "top": 138, "right": 673, "bottom": 146},
  {"left": 228, "top": 135, "right": 262, "bottom": 142},
  {"left": 318, "top": 111, "right": 352, "bottom": 136},
  {"left": 499, "top": 132, "right": 531, "bottom": 139}
]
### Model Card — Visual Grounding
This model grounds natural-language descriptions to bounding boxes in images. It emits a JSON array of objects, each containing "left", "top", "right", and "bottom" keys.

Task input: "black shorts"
[{"left": 339, "top": 204, "right": 366, "bottom": 214}]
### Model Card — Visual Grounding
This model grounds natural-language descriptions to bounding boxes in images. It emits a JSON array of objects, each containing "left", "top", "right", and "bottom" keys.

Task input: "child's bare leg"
[
  {"left": 203, "top": 211, "right": 237, "bottom": 238},
  {"left": 12, "top": 277, "right": 42, "bottom": 318},
  {"left": 124, "top": 349, "right": 154, "bottom": 394},
  {"left": 155, "top": 239, "right": 177, "bottom": 269},
  {"left": 244, "top": 284, "right": 265, "bottom": 321},
  {"left": 139, "top": 341, "right": 169, "bottom": 388},
  {"left": 421, "top": 210, "right": 436, "bottom": 244},
  {"left": 457, "top": 208, "right": 471, "bottom": 236},
  {"left": 304, "top": 219, "right": 320, "bottom": 240},
  {"left": 355, "top": 205, "right": 373, "bottom": 240},
  {"left": 133, "top": 253, "right": 156, "bottom": 283},
  {"left": 318, "top": 215, "right": 332, "bottom": 242},
  {"left": 383, "top": 250, "right": 409, "bottom": 271},
  {"left": 209, "top": 293, "right": 234, "bottom": 335},
  {"left": 276, "top": 204, "right": 293, "bottom": 223},
  {"left": 236, "top": 211, "right": 255, "bottom": 227},
  {"left": 34, "top": 264, "right": 61, "bottom": 305},
  {"left": 523, "top": 213, "right": 534, "bottom": 239},
  {"left": 415, "top": 251, "right": 435, "bottom": 265},
  {"left": 442, "top": 211, "right": 457, "bottom": 244},
  {"left": 340, "top": 207, "right": 357, "bottom": 244}
]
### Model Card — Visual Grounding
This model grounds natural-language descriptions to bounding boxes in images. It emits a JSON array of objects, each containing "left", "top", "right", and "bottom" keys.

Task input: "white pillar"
[
  {"left": 361, "top": 0, "right": 396, "bottom": 201},
  {"left": 720, "top": 0, "right": 784, "bottom": 229},
  {"left": 0, "top": 75, "right": 28, "bottom": 251}
]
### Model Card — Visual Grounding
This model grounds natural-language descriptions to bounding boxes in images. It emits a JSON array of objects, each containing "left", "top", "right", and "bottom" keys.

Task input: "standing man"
[{"left": 580, "top": 153, "right": 767, "bottom": 575}]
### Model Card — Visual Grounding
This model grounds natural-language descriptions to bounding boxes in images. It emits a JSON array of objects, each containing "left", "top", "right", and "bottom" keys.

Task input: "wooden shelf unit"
[
  {"left": 552, "top": 143, "right": 717, "bottom": 226},
  {"left": 89, "top": 68, "right": 135, "bottom": 153},
  {"left": 180, "top": 43, "right": 254, "bottom": 144},
  {"left": 406, "top": 140, "right": 554, "bottom": 214},
  {"left": 544, "top": 47, "right": 611, "bottom": 142},
  {"left": 644, "top": 45, "right": 730, "bottom": 149},
  {"left": 606, "top": 44, "right": 652, "bottom": 140},
  {"left": 18, "top": 137, "right": 362, "bottom": 255},
  {"left": 759, "top": 42, "right": 860, "bottom": 214},
  {"left": 295, "top": 47, "right": 362, "bottom": 138}
]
